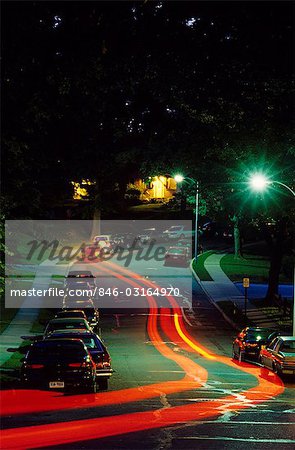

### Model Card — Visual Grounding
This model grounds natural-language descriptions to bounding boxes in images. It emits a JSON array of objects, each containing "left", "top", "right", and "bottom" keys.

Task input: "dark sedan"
[
  {"left": 44, "top": 318, "right": 92, "bottom": 338},
  {"left": 62, "top": 299, "right": 100, "bottom": 329},
  {"left": 164, "top": 246, "right": 190, "bottom": 266},
  {"left": 20, "top": 339, "right": 97, "bottom": 392},
  {"left": 47, "top": 330, "right": 112, "bottom": 389},
  {"left": 232, "top": 327, "right": 277, "bottom": 361},
  {"left": 65, "top": 270, "right": 96, "bottom": 289}
]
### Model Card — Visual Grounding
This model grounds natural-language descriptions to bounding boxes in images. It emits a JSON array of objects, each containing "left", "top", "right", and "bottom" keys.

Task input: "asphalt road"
[{"left": 1, "top": 247, "right": 295, "bottom": 450}]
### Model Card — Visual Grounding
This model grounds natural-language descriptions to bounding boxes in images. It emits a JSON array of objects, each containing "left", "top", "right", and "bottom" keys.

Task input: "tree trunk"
[
  {"left": 265, "top": 246, "right": 283, "bottom": 303},
  {"left": 264, "top": 217, "right": 289, "bottom": 304},
  {"left": 90, "top": 188, "right": 101, "bottom": 240},
  {"left": 180, "top": 194, "right": 187, "bottom": 214},
  {"left": 91, "top": 207, "right": 101, "bottom": 240},
  {"left": 234, "top": 225, "right": 242, "bottom": 259},
  {"left": 230, "top": 213, "right": 242, "bottom": 259}
]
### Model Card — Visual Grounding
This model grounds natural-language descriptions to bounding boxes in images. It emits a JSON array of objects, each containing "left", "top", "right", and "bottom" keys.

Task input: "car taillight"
[
  {"left": 103, "top": 353, "right": 110, "bottom": 367},
  {"left": 103, "top": 353, "right": 110, "bottom": 362},
  {"left": 27, "top": 364, "right": 44, "bottom": 369},
  {"left": 68, "top": 362, "right": 82, "bottom": 367}
]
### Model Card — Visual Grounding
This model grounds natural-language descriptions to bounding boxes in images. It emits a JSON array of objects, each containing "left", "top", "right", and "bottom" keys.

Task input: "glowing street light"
[
  {"left": 249, "top": 172, "right": 295, "bottom": 336},
  {"left": 249, "top": 173, "right": 271, "bottom": 191},
  {"left": 249, "top": 173, "right": 295, "bottom": 196},
  {"left": 174, "top": 174, "right": 185, "bottom": 183},
  {"left": 174, "top": 174, "right": 199, "bottom": 261}
]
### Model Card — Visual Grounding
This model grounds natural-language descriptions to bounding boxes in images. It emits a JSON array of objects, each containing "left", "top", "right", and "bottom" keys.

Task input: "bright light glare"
[
  {"left": 174, "top": 174, "right": 184, "bottom": 183},
  {"left": 250, "top": 173, "right": 270, "bottom": 191}
]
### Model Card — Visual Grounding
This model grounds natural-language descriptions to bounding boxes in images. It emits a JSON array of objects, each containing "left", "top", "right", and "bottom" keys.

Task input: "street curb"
[{"left": 190, "top": 259, "right": 240, "bottom": 331}]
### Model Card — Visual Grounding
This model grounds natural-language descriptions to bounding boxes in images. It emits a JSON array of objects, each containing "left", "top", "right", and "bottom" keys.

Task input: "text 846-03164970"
[{"left": 95, "top": 287, "right": 180, "bottom": 297}]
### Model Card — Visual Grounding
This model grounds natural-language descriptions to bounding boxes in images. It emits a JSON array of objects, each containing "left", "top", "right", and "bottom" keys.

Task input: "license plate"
[{"left": 49, "top": 381, "right": 64, "bottom": 388}]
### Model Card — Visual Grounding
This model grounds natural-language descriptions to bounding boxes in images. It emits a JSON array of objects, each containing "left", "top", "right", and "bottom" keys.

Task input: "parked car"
[
  {"left": 65, "top": 271, "right": 96, "bottom": 289},
  {"left": 44, "top": 318, "right": 92, "bottom": 338},
  {"left": 162, "top": 225, "right": 193, "bottom": 241},
  {"left": 137, "top": 228, "right": 157, "bottom": 245},
  {"left": 164, "top": 246, "right": 190, "bottom": 266},
  {"left": 47, "top": 330, "right": 112, "bottom": 389},
  {"left": 232, "top": 327, "right": 278, "bottom": 361},
  {"left": 20, "top": 338, "right": 97, "bottom": 392},
  {"left": 93, "top": 235, "right": 113, "bottom": 254},
  {"left": 62, "top": 299, "right": 99, "bottom": 328},
  {"left": 259, "top": 336, "right": 295, "bottom": 377}
]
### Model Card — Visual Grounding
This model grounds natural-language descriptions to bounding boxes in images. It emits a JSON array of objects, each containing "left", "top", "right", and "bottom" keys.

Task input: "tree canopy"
[{"left": 2, "top": 1, "right": 294, "bottom": 219}]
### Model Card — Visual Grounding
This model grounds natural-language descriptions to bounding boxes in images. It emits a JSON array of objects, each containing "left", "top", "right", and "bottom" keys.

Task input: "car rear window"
[
  {"left": 47, "top": 321, "right": 87, "bottom": 332},
  {"left": 29, "top": 341, "right": 86, "bottom": 359},
  {"left": 57, "top": 312, "right": 84, "bottom": 318},
  {"left": 247, "top": 330, "right": 272, "bottom": 340},
  {"left": 169, "top": 248, "right": 185, "bottom": 254}
]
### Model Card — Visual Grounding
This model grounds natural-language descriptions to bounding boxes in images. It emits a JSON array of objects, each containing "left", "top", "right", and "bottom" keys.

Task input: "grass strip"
[
  {"left": 192, "top": 251, "right": 214, "bottom": 281},
  {"left": 220, "top": 253, "right": 270, "bottom": 283}
]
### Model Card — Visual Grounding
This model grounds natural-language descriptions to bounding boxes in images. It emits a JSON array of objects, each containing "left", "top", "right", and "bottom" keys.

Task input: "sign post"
[{"left": 243, "top": 277, "right": 250, "bottom": 317}]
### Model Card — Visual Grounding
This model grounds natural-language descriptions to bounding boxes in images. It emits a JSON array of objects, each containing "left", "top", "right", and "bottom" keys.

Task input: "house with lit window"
[{"left": 133, "top": 176, "right": 178, "bottom": 202}]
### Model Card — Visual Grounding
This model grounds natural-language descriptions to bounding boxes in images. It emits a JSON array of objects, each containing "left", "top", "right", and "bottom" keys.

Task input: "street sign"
[{"left": 243, "top": 277, "right": 250, "bottom": 288}]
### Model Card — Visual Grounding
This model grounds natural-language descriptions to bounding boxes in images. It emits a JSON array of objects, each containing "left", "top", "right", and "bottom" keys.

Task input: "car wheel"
[
  {"left": 238, "top": 349, "right": 244, "bottom": 362},
  {"left": 85, "top": 381, "right": 97, "bottom": 394},
  {"left": 232, "top": 347, "right": 238, "bottom": 360},
  {"left": 258, "top": 355, "right": 263, "bottom": 366},
  {"left": 273, "top": 362, "right": 281, "bottom": 376},
  {"left": 98, "top": 378, "right": 108, "bottom": 391}
]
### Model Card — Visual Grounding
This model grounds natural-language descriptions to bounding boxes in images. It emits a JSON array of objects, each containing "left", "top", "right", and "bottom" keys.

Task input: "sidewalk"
[
  {"left": 0, "top": 261, "right": 68, "bottom": 367},
  {"left": 193, "top": 253, "right": 289, "bottom": 330}
]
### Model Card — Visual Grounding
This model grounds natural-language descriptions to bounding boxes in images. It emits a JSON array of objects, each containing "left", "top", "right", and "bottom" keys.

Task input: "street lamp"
[
  {"left": 174, "top": 174, "right": 199, "bottom": 261},
  {"left": 249, "top": 173, "right": 295, "bottom": 197},
  {"left": 249, "top": 172, "right": 295, "bottom": 336}
]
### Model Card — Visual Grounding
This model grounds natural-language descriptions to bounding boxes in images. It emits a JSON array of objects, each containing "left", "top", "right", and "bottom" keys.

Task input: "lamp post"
[
  {"left": 249, "top": 173, "right": 295, "bottom": 336},
  {"left": 174, "top": 175, "right": 199, "bottom": 261}
]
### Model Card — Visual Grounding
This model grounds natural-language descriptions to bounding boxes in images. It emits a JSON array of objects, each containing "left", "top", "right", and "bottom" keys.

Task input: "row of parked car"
[
  {"left": 15, "top": 270, "right": 112, "bottom": 393},
  {"left": 232, "top": 327, "right": 295, "bottom": 377}
]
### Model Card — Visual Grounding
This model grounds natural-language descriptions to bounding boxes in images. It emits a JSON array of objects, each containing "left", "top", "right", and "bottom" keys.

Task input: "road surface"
[{"left": 1, "top": 250, "right": 294, "bottom": 450}]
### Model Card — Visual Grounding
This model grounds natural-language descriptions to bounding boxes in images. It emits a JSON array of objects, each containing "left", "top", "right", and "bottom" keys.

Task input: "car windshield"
[{"left": 280, "top": 341, "right": 295, "bottom": 353}]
